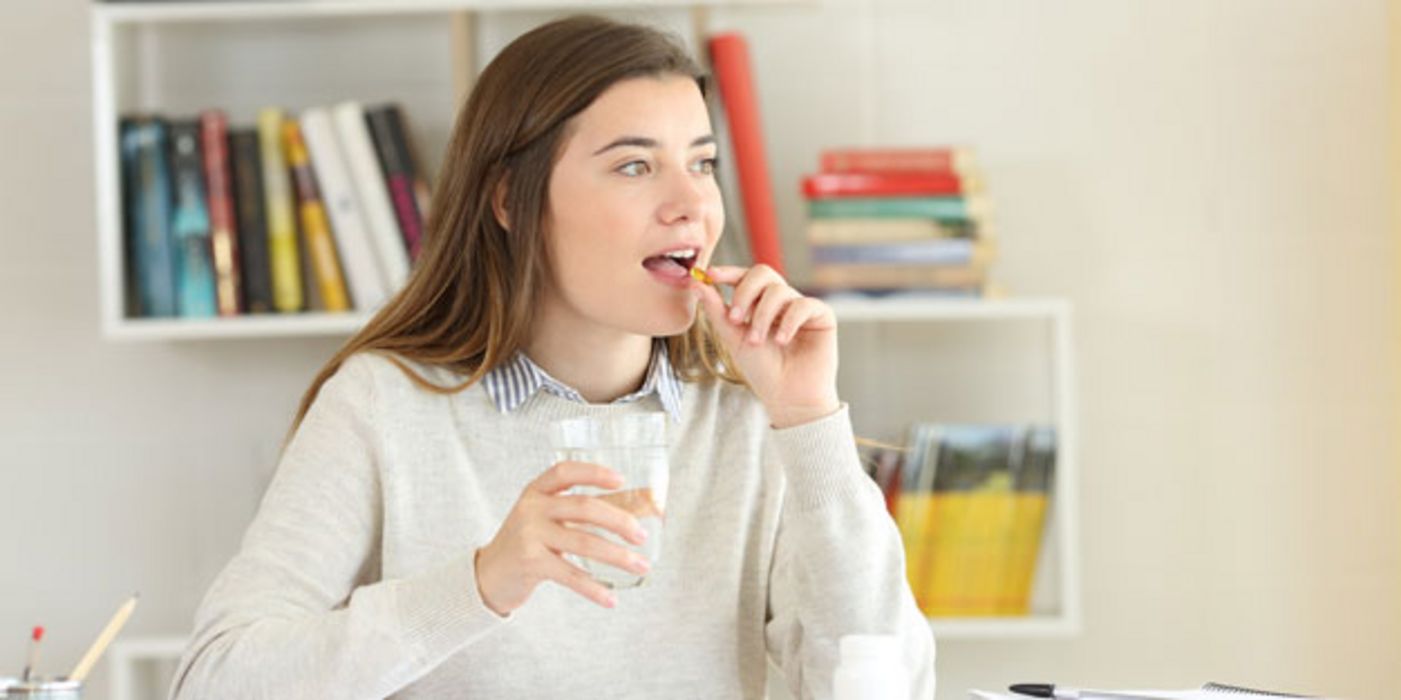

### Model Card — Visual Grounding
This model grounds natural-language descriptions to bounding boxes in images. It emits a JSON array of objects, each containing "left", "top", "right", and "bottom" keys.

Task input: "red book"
[
  {"left": 801, "top": 171, "right": 971, "bottom": 199},
  {"left": 708, "top": 32, "right": 784, "bottom": 276},
  {"left": 200, "top": 110, "right": 244, "bottom": 316},
  {"left": 820, "top": 147, "right": 971, "bottom": 176}
]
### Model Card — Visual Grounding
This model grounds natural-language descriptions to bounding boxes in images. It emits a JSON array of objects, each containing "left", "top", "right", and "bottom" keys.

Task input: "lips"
[
  {"left": 642, "top": 245, "right": 700, "bottom": 276},
  {"left": 642, "top": 248, "right": 701, "bottom": 288}
]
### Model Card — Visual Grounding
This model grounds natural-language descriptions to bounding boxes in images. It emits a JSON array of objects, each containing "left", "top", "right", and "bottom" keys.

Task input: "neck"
[{"left": 526, "top": 307, "right": 653, "bottom": 404}]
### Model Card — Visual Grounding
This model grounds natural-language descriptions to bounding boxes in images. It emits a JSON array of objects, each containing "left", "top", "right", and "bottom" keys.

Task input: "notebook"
[{"left": 971, "top": 683, "right": 1339, "bottom": 700}]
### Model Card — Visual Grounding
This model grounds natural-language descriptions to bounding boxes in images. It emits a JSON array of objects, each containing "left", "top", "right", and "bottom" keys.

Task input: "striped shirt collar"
[{"left": 482, "top": 339, "right": 684, "bottom": 422}]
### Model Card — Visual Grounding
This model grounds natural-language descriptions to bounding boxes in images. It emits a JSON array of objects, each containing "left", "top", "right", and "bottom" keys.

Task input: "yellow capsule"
[{"left": 689, "top": 266, "right": 715, "bottom": 285}]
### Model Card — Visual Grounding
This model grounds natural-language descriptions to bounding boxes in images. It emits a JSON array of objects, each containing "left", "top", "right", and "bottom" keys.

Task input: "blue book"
[
  {"left": 168, "top": 120, "right": 218, "bottom": 317},
  {"left": 122, "top": 119, "right": 177, "bottom": 318},
  {"left": 811, "top": 238, "right": 981, "bottom": 266}
]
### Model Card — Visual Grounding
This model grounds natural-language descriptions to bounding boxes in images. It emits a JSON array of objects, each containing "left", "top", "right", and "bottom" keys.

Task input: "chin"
[{"left": 631, "top": 299, "right": 699, "bottom": 338}]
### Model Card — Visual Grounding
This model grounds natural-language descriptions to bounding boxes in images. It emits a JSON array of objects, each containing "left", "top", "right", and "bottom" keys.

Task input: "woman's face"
[{"left": 541, "top": 74, "right": 724, "bottom": 340}]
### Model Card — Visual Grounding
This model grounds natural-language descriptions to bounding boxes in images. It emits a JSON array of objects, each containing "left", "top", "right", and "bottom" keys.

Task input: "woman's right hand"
[{"left": 474, "top": 460, "right": 653, "bottom": 615}]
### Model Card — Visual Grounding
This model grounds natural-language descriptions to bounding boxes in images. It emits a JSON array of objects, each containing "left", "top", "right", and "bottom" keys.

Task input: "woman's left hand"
[{"left": 692, "top": 264, "right": 841, "bottom": 429}]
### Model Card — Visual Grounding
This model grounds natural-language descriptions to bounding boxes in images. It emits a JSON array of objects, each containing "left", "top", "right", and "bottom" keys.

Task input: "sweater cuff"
[
  {"left": 767, "top": 403, "right": 872, "bottom": 512},
  {"left": 391, "top": 552, "right": 511, "bottom": 662}
]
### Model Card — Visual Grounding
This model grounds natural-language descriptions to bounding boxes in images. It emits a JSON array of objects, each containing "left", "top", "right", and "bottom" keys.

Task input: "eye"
[
  {"left": 617, "top": 160, "right": 651, "bottom": 177},
  {"left": 693, "top": 157, "right": 719, "bottom": 175}
]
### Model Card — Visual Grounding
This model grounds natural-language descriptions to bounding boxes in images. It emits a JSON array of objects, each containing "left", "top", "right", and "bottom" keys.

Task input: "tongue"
[{"left": 643, "top": 256, "right": 687, "bottom": 275}]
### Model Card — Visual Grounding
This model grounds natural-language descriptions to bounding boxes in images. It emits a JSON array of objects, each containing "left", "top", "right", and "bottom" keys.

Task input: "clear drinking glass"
[{"left": 549, "top": 412, "right": 669, "bottom": 589}]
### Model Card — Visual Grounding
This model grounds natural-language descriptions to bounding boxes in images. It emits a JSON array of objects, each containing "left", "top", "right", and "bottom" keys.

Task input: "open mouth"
[{"left": 642, "top": 248, "right": 699, "bottom": 276}]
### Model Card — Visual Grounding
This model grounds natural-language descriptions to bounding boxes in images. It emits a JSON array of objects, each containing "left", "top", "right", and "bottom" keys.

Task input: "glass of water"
[{"left": 549, "top": 412, "right": 669, "bottom": 589}]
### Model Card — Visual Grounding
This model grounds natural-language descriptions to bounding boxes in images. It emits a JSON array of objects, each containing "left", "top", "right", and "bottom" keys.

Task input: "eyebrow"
[{"left": 592, "top": 135, "right": 716, "bottom": 156}]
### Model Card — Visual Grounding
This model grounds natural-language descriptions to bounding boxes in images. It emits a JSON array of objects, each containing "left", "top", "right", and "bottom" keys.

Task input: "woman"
[{"left": 171, "top": 15, "right": 934, "bottom": 699}]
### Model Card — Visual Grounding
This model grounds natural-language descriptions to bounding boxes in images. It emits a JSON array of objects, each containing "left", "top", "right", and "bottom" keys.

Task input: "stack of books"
[
  {"left": 861, "top": 423, "right": 1055, "bottom": 617},
  {"left": 800, "top": 147, "right": 995, "bottom": 298},
  {"left": 119, "top": 102, "right": 429, "bottom": 319}
]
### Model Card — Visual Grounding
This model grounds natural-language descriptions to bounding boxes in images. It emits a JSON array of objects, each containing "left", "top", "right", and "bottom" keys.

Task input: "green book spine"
[{"left": 808, "top": 196, "right": 982, "bottom": 221}]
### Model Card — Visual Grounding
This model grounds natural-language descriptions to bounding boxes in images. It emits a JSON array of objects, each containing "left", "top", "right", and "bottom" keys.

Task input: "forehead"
[{"left": 565, "top": 75, "right": 711, "bottom": 146}]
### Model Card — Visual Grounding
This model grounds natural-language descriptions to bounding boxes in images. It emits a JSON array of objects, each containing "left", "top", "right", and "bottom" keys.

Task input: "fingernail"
[
  {"left": 730, "top": 308, "right": 742, "bottom": 322},
  {"left": 634, "top": 557, "right": 652, "bottom": 573},
  {"left": 633, "top": 528, "right": 648, "bottom": 543},
  {"left": 604, "top": 594, "right": 617, "bottom": 608}
]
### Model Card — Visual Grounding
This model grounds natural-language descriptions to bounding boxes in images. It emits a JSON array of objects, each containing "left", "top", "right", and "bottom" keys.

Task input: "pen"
[
  {"left": 1010, "top": 685, "right": 1164, "bottom": 700},
  {"left": 1011, "top": 684, "right": 1077, "bottom": 699}
]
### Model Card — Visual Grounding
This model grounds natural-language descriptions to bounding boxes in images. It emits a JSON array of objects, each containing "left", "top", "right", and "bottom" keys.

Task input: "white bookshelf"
[
  {"left": 104, "top": 311, "right": 373, "bottom": 341},
  {"left": 89, "top": 0, "right": 796, "bottom": 340},
  {"left": 90, "top": 8, "right": 1079, "bottom": 693},
  {"left": 831, "top": 297, "right": 1081, "bottom": 639}
]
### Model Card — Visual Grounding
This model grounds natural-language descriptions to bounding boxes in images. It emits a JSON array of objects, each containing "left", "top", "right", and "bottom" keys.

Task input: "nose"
[{"left": 657, "top": 164, "right": 709, "bottom": 225}]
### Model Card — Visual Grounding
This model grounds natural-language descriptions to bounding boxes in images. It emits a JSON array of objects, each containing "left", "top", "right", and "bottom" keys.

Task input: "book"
[
  {"left": 806, "top": 218, "right": 979, "bottom": 245},
  {"left": 704, "top": 77, "right": 754, "bottom": 268},
  {"left": 801, "top": 171, "right": 979, "bottom": 199},
  {"left": 809, "top": 195, "right": 990, "bottom": 222},
  {"left": 921, "top": 425, "right": 1054, "bottom": 616},
  {"left": 708, "top": 32, "right": 785, "bottom": 275},
  {"left": 366, "top": 104, "right": 425, "bottom": 261},
  {"left": 117, "top": 117, "right": 141, "bottom": 318},
  {"left": 821, "top": 147, "right": 973, "bottom": 175},
  {"left": 166, "top": 119, "right": 218, "bottom": 317},
  {"left": 809, "top": 262, "right": 985, "bottom": 291},
  {"left": 257, "top": 108, "right": 304, "bottom": 313},
  {"left": 228, "top": 129, "right": 275, "bottom": 313},
  {"left": 301, "top": 107, "right": 389, "bottom": 311},
  {"left": 385, "top": 104, "right": 434, "bottom": 233},
  {"left": 333, "top": 101, "right": 410, "bottom": 292},
  {"left": 283, "top": 119, "right": 351, "bottom": 312},
  {"left": 810, "top": 239, "right": 995, "bottom": 267},
  {"left": 122, "top": 119, "right": 178, "bottom": 318},
  {"left": 893, "top": 424, "right": 941, "bottom": 611},
  {"left": 200, "top": 110, "right": 244, "bottom": 316}
]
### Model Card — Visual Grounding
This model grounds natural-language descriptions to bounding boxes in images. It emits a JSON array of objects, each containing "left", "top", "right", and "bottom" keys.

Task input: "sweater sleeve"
[
  {"left": 762, "top": 404, "right": 936, "bottom": 700},
  {"left": 168, "top": 355, "right": 511, "bottom": 700}
]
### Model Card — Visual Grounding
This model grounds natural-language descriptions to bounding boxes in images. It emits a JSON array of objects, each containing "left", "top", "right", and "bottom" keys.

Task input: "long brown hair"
[{"left": 288, "top": 15, "right": 744, "bottom": 440}]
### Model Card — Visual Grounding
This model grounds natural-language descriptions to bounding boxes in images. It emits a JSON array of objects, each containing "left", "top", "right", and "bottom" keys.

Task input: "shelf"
[
  {"left": 826, "top": 295, "right": 1070, "bottom": 323},
  {"left": 104, "top": 312, "right": 372, "bottom": 341},
  {"left": 101, "top": 298, "right": 1067, "bottom": 340},
  {"left": 94, "top": 0, "right": 804, "bottom": 23},
  {"left": 929, "top": 615, "right": 1079, "bottom": 640}
]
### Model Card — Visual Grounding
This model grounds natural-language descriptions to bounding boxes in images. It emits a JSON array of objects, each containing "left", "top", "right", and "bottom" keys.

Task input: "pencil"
[
  {"left": 22, "top": 625, "right": 43, "bottom": 682},
  {"left": 69, "top": 593, "right": 139, "bottom": 682}
]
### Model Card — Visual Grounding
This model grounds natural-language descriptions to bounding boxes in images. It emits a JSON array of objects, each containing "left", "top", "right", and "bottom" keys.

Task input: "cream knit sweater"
[{"left": 170, "top": 352, "right": 935, "bottom": 699}]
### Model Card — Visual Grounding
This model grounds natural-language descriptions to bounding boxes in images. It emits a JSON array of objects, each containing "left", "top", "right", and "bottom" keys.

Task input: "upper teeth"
[{"left": 664, "top": 249, "right": 696, "bottom": 259}]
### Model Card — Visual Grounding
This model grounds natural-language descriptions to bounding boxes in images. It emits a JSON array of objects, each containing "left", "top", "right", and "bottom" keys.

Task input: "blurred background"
[{"left": 1, "top": 1, "right": 1398, "bottom": 699}]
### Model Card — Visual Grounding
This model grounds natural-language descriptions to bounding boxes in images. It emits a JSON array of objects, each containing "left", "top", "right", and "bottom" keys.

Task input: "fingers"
[
  {"left": 723, "top": 264, "right": 782, "bottom": 324},
  {"left": 539, "top": 551, "right": 619, "bottom": 609},
  {"left": 691, "top": 262, "right": 834, "bottom": 348},
  {"left": 774, "top": 297, "right": 835, "bottom": 344},
  {"left": 549, "top": 494, "right": 649, "bottom": 546},
  {"left": 745, "top": 283, "right": 802, "bottom": 345},
  {"left": 694, "top": 280, "right": 745, "bottom": 346},
  {"left": 530, "top": 460, "right": 624, "bottom": 495},
  {"left": 546, "top": 522, "right": 652, "bottom": 579}
]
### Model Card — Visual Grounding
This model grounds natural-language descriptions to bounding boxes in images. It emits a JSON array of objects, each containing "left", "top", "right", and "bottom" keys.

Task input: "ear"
[{"left": 492, "top": 177, "right": 510, "bottom": 231}]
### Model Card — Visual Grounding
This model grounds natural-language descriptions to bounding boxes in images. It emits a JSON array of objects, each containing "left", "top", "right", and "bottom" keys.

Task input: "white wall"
[{"left": 1, "top": 1, "right": 1397, "bottom": 699}]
